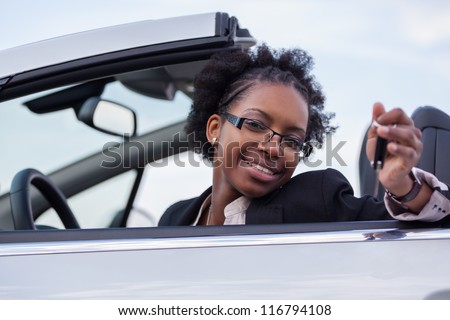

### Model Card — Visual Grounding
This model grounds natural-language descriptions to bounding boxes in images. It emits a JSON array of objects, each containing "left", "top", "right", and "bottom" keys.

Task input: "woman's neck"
[{"left": 208, "top": 171, "right": 243, "bottom": 225}]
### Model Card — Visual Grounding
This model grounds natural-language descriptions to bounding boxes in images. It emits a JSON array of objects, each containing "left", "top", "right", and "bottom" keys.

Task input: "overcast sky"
[{"left": 2, "top": 0, "right": 450, "bottom": 193}]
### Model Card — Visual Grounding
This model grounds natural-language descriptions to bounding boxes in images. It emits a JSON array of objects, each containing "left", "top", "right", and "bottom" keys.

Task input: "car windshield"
[{"left": 0, "top": 68, "right": 193, "bottom": 196}]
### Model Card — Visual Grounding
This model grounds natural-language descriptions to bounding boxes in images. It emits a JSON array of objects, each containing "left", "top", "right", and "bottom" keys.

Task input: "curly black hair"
[{"left": 186, "top": 44, "right": 336, "bottom": 161}]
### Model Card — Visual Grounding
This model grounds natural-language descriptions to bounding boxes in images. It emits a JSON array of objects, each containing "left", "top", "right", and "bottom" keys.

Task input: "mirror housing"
[{"left": 77, "top": 97, "right": 137, "bottom": 137}]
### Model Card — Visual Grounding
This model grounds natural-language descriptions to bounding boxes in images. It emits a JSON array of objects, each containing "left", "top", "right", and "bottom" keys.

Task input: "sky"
[{"left": 1, "top": 0, "right": 450, "bottom": 196}]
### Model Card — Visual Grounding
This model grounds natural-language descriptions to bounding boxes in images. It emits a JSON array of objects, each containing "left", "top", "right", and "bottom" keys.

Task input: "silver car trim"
[
  {"left": 1, "top": 228, "right": 450, "bottom": 257},
  {"left": 0, "top": 13, "right": 222, "bottom": 78}
]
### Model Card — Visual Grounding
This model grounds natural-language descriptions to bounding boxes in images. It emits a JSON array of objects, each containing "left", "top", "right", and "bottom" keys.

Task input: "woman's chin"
[{"left": 237, "top": 182, "right": 281, "bottom": 199}]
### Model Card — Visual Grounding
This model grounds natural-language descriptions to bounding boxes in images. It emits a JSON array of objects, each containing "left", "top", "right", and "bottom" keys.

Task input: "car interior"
[{"left": 0, "top": 61, "right": 206, "bottom": 231}]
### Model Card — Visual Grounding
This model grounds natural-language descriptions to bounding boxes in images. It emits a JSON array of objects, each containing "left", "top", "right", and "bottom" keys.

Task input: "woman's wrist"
[
  {"left": 386, "top": 171, "right": 422, "bottom": 203},
  {"left": 386, "top": 170, "right": 433, "bottom": 213}
]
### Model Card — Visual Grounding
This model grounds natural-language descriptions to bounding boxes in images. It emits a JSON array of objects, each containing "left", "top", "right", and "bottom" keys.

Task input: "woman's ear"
[{"left": 206, "top": 114, "right": 222, "bottom": 143}]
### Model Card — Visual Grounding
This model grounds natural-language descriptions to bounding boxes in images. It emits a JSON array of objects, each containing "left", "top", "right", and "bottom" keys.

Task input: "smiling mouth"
[{"left": 242, "top": 160, "right": 277, "bottom": 175}]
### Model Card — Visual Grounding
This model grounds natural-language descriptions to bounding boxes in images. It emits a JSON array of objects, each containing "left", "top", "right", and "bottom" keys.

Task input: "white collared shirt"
[{"left": 193, "top": 194, "right": 250, "bottom": 225}]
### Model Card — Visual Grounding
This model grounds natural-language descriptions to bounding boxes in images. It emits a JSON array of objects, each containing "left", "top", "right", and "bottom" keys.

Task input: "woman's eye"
[
  {"left": 282, "top": 137, "right": 303, "bottom": 149},
  {"left": 245, "top": 120, "right": 267, "bottom": 131}
]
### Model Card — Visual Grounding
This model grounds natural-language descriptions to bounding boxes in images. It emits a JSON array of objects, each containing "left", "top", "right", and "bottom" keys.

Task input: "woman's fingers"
[
  {"left": 376, "top": 124, "right": 422, "bottom": 150},
  {"left": 366, "top": 103, "right": 424, "bottom": 191},
  {"left": 376, "top": 107, "right": 414, "bottom": 127}
]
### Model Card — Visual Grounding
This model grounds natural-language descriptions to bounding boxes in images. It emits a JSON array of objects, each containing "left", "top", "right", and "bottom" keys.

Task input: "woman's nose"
[{"left": 261, "top": 134, "right": 282, "bottom": 158}]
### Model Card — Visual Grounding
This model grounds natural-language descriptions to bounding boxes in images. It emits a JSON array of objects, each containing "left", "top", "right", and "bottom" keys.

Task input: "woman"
[{"left": 159, "top": 45, "right": 450, "bottom": 226}]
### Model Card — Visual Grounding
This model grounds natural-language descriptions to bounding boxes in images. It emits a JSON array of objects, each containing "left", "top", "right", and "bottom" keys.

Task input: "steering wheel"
[{"left": 9, "top": 168, "right": 80, "bottom": 230}]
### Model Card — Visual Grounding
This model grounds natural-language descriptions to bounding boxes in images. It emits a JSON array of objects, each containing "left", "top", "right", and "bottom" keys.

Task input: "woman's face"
[{"left": 210, "top": 82, "right": 309, "bottom": 199}]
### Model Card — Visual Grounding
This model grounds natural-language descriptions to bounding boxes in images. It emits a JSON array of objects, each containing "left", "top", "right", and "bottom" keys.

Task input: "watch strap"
[{"left": 386, "top": 171, "right": 423, "bottom": 204}]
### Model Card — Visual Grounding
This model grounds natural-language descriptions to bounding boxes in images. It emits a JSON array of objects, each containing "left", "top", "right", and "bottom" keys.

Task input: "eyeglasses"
[{"left": 221, "top": 112, "right": 310, "bottom": 155}]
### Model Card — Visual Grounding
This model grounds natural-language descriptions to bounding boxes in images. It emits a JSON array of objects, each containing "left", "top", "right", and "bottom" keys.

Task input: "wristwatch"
[{"left": 386, "top": 171, "right": 423, "bottom": 205}]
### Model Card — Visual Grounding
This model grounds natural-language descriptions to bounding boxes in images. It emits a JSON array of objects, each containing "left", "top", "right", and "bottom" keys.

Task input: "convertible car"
[{"left": 1, "top": 12, "right": 450, "bottom": 299}]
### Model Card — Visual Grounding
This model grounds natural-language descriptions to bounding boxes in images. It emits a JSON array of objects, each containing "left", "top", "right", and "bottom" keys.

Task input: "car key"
[{"left": 371, "top": 120, "right": 387, "bottom": 197}]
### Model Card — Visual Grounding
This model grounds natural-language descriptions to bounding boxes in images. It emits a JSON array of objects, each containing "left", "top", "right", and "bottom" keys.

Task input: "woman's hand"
[{"left": 366, "top": 102, "right": 423, "bottom": 197}]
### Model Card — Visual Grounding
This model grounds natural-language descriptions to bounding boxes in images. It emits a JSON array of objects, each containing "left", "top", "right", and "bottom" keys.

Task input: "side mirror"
[{"left": 77, "top": 97, "right": 137, "bottom": 137}]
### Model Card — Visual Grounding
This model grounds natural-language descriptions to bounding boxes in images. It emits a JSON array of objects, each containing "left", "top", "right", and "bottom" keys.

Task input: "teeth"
[{"left": 247, "top": 162, "right": 274, "bottom": 175}]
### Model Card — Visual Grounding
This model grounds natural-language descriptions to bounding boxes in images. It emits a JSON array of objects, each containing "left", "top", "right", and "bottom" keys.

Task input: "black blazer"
[{"left": 159, "top": 168, "right": 392, "bottom": 226}]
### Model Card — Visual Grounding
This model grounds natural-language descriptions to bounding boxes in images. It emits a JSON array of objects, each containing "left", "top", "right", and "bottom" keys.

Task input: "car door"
[{"left": 1, "top": 221, "right": 450, "bottom": 299}]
